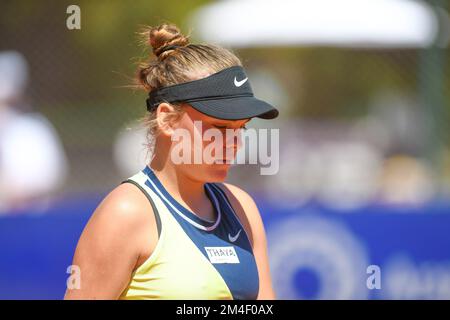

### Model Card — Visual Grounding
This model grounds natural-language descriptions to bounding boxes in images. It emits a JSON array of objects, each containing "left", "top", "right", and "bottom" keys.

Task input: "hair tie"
[{"left": 158, "top": 44, "right": 181, "bottom": 55}]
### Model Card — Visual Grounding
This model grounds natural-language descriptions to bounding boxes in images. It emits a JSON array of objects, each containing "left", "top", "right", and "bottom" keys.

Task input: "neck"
[{"left": 149, "top": 152, "right": 213, "bottom": 220}]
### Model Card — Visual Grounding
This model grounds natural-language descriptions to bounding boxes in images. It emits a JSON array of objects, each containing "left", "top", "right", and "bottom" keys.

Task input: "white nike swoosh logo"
[
  {"left": 228, "top": 229, "right": 242, "bottom": 243},
  {"left": 234, "top": 76, "right": 248, "bottom": 87}
]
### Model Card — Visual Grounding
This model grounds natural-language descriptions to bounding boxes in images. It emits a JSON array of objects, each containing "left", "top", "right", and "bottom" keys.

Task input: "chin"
[{"left": 207, "top": 164, "right": 231, "bottom": 182}]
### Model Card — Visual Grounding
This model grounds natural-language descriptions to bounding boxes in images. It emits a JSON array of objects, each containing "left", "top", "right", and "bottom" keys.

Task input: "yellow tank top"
[{"left": 118, "top": 166, "right": 260, "bottom": 300}]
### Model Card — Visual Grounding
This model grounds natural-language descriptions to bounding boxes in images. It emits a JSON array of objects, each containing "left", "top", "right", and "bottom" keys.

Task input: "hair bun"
[{"left": 148, "top": 24, "right": 189, "bottom": 58}]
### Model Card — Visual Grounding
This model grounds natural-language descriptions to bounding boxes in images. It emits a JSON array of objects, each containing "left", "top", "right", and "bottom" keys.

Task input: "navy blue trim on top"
[
  {"left": 142, "top": 167, "right": 259, "bottom": 299},
  {"left": 121, "top": 179, "right": 162, "bottom": 238},
  {"left": 143, "top": 166, "right": 221, "bottom": 230}
]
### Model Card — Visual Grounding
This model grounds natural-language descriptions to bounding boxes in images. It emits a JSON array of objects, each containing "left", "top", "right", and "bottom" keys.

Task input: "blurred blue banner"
[
  {"left": 0, "top": 196, "right": 449, "bottom": 300},
  {"left": 264, "top": 200, "right": 450, "bottom": 300}
]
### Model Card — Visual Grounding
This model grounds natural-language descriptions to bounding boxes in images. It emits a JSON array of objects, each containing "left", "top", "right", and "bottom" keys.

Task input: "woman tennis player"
[{"left": 64, "top": 23, "right": 279, "bottom": 300}]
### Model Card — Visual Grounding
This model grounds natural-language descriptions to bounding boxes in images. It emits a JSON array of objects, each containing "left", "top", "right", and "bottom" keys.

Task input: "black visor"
[{"left": 146, "top": 66, "right": 279, "bottom": 120}]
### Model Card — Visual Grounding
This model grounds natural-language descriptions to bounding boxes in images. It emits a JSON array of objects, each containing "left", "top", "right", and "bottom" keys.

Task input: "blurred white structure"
[
  {"left": 0, "top": 51, "right": 68, "bottom": 213},
  {"left": 113, "top": 121, "right": 149, "bottom": 178},
  {"left": 190, "top": 0, "right": 449, "bottom": 48}
]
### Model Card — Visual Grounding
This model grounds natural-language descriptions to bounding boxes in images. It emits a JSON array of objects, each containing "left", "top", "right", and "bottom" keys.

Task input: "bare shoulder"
[
  {"left": 219, "top": 183, "right": 256, "bottom": 203},
  {"left": 101, "top": 182, "right": 152, "bottom": 215},
  {"left": 65, "top": 182, "right": 156, "bottom": 299},
  {"left": 76, "top": 182, "right": 157, "bottom": 269},
  {"left": 91, "top": 182, "right": 154, "bottom": 228},
  {"left": 214, "top": 182, "right": 263, "bottom": 248}
]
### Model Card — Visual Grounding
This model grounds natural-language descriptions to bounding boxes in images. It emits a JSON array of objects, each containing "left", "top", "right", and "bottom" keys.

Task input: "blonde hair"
[{"left": 136, "top": 23, "right": 242, "bottom": 156}]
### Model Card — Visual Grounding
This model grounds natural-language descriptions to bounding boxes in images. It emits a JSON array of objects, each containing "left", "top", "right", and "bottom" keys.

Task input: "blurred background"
[{"left": 1, "top": 0, "right": 450, "bottom": 299}]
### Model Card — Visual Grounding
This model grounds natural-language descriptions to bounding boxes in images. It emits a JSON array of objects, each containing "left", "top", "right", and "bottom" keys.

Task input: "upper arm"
[
  {"left": 64, "top": 183, "right": 153, "bottom": 300},
  {"left": 218, "top": 183, "right": 276, "bottom": 300}
]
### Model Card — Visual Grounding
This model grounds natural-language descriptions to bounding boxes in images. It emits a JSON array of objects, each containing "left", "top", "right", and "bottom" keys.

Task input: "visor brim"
[{"left": 187, "top": 96, "right": 279, "bottom": 120}]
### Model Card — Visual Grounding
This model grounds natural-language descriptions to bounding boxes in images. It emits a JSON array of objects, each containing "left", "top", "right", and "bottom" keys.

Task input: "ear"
[{"left": 155, "top": 102, "right": 178, "bottom": 136}]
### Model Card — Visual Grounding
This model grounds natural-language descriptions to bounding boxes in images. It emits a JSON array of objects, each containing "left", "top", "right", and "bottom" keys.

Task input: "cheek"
[
  {"left": 173, "top": 114, "right": 193, "bottom": 131},
  {"left": 173, "top": 116, "right": 199, "bottom": 145},
  {"left": 203, "top": 127, "right": 242, "bottom": 147},
  {"left": 223, "top": 130, "right": 243, "bottom": 150},
  {"left": 171, "top": 119, "right": 240, "bottom": 168}
]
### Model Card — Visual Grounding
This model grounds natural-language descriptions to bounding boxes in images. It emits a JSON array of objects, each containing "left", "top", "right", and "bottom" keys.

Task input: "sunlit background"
[{"left": 1, "top": 0, "right": 449, "bottom": 299}]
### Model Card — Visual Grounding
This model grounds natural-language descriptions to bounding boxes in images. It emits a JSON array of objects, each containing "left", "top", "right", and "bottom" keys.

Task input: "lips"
[{"left": 215, "top": 159, "right": 233, "bottom": 164}]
